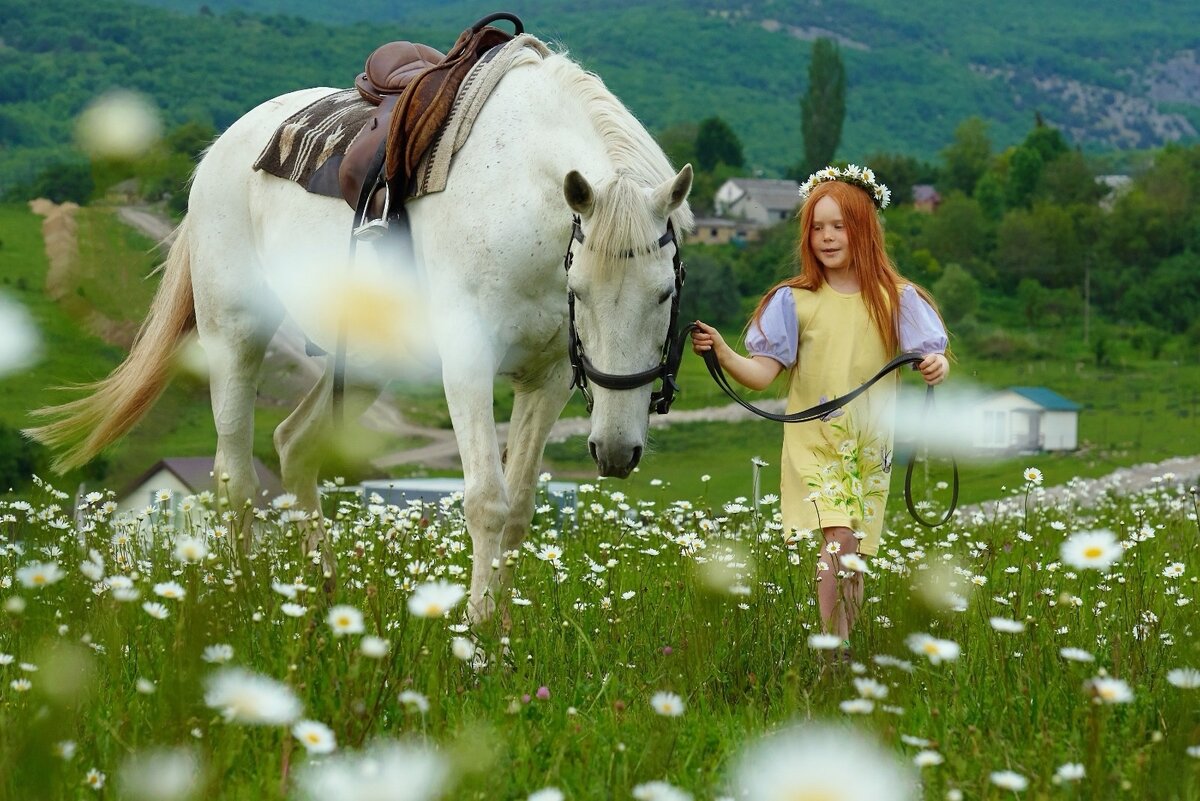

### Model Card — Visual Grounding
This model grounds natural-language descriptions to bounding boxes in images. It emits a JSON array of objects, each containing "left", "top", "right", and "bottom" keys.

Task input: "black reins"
[
  {"left": 563, "top": 215, "right": 690, "bottom": 415},
  {"left": 687, "top": 333, "right": 959, "bottom": 528},
  {"left": 561, "top": 214, "right": 957, "bottom": 528}
]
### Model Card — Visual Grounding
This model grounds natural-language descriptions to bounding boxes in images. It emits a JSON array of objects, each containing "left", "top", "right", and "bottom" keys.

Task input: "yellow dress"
[{"left": 780, "top": 284, "right": 897, "bottom": 556}]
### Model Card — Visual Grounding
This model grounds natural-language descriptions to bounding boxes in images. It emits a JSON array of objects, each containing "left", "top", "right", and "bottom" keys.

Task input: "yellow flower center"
[
  {"left": 336, "top": 616, "right": 350, "bottom": 627},
  {"left": 1083, "top": 546, "right": 1103, "bottom": 559},
  {"left": 923, "top": 642, "right": 939, "bottom": 654},
  {"left": 306, "top": 733, "right": 321, "bottom": 744},
  {"left": 32, "top": 575, "right": 46, "bottom": 585}
]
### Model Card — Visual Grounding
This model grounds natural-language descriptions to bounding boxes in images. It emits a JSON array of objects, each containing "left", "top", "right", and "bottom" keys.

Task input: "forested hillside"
[{"left": 1, "top": 0, "right": 1197, "bottom": 190}]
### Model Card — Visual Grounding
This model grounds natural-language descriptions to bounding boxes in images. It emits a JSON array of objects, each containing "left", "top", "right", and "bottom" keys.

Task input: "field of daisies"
[{"left": 1, "top": 466, "right": 1198, "bottom": 801}]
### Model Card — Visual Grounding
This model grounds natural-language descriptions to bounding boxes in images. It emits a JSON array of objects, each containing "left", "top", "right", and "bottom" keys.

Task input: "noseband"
[{"left": 562, "top": 215, "right": 689, "bottom": 415}]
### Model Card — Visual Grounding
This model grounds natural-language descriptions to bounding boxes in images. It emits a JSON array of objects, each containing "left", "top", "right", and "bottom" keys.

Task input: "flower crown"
[{"left": 798, "top": 164, "right": 891, "bottom": 210}]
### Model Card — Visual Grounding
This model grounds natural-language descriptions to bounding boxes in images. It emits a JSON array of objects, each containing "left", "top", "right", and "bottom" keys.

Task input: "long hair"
[{"left": 751, "top": 180, "right": 941, "bottom": 355}]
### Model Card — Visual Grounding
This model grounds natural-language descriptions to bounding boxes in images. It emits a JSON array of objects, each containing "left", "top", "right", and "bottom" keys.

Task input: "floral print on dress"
[{"left": 805, "top": 407, "right": 888, "bottom": 526}]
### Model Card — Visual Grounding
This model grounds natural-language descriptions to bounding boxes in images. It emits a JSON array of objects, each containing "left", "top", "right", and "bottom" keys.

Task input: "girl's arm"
[
  {"left": 691, "top": 321, "right": 783, "bottom": 390},
  {"left": 899, "top": 286, "right": 950, "bottom": 386}
]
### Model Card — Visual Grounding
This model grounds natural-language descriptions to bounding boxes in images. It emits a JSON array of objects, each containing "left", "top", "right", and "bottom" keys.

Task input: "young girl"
[{"left": 691, "top": 165, "right": 948, "bottom": 652}]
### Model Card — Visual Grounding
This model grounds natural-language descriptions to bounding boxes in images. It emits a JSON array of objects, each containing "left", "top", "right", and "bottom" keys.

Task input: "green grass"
[{"left": 1, "top": 465, "right": 1197, "bottom": 798}]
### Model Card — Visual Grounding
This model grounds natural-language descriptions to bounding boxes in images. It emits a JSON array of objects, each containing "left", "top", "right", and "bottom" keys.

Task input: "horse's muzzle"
[{"left": 589, "top": 440, "right": 642, "bottom": 478}]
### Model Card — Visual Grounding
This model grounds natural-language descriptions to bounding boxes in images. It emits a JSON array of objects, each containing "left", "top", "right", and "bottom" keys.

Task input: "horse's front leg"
[
  {"left": 498, "top": 360, "right": 574, "bottom": 599},
  {"left": 442, "top": 359, "right": 509, "bottom": 624}
]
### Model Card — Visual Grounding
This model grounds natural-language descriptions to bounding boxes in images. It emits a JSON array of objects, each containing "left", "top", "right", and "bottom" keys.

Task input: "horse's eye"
[{"left": 657, "top": 289, "right": 673, "bottom": 305}]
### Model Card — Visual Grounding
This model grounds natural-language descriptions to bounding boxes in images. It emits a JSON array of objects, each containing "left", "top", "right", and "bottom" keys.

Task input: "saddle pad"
[
  {"left": 253, "top": 34, "right": 552, "bottom": 202},
  {"left": 252, "top": 89, "right": 373, "bottom": 199}
]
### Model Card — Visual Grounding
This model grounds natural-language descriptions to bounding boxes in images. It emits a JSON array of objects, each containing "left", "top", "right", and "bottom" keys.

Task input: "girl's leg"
[{"left": 816, "top": 525, "right": 864, "bottom": 640}]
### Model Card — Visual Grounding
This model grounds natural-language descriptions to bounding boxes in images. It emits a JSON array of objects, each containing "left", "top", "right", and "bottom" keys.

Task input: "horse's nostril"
[
  {"left": 589, "top": 440, "right": 599, "bottom": 464},
  {"left": 629, "top": 446, "right": 643, "bottom": 471}
]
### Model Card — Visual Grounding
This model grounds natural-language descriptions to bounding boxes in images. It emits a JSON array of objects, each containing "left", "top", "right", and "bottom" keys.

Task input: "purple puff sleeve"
[
  {"left": 899, "top": 285, "right": 948, "bottom": 354},
  {"left": 745, "top": 286, "right": 798, "bottom": 368}
]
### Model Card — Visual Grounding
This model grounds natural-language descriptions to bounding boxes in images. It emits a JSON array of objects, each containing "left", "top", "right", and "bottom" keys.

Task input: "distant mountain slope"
[{"left": 1, "top": 0, "right": 1196, "bottom": 186}]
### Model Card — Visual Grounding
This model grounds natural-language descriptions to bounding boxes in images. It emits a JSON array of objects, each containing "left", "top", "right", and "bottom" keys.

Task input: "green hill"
[{"left": 1, "top": 0, "right": 1197, "bottom": 188}]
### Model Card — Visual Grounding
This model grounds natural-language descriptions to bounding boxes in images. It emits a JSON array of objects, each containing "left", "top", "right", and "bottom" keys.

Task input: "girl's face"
[{"left": 809, "top": 196, "right": 850, "bottom": 272}]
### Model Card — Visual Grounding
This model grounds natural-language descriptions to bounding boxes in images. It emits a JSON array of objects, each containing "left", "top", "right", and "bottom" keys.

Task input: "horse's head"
[{"left": 562, "top": 164, "right": 693, "bottom": 477}]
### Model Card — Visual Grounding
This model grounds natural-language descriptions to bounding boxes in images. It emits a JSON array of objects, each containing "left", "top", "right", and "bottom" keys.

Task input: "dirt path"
[{"left": 115, "top": 205, "right": 177, "bottom": 248}]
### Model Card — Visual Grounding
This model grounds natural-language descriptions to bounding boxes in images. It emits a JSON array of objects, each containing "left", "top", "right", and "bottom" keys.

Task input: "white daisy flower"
[
  {"left": 406, "top": 581, "right": 466, "bottom": 619},
  {"left": 201, "top": 644, "right": 234, "bottom": 664},
  {"left": 294, "top": 741, "right": 447, "bottom": 801},
  {"left": 528, "top": 789, "right": 565, "bottom": 801},
  {"left": 989, "top": 770, "right": 1027, "bottom": 791},
  {"left": 906, "top": 633, "right": 961, "bottom": 664},
  {"left": 1061, "top": 529, "right": 1122, "bottom": 571},
  {"left": 142, "top": 602, "right": 169, "bottom": 620},
  {"left": 1059, "top": 647, "right": 1095, "bottom": 663},
  {"left": 85, "top": 768, "right": 106, "bottom": 790},
  {"left": 10, "top": 678, "right": 32, "bottom": 692},
  {"left": 280, "top": 603, "right": 307, "bottom": 618},
  {"left": 839, "top": 698, "right": 874, "bottom": 714},
  {"left": 173, "top": 538, "right": 208, "bottom": 563},
  {"left": 649, "top": 691, "right": 685, "bottom": 717},
  {"left": 204, "top": 668, "right": 302, "bottom": 725},
  {"left": 808, "top": 633, "right": 843, "bottom": 650},
  {"left": 1087, "top": 676, "right": 1133, "bottom": 704},
  {"left": 398, "top": 690, "right": 430, "bottom": 714},
  {"left": 989, "top": 617, "right": 1026, "bottom": 634},
  {"left": 1054, "top": 763, "right": 1085, "bottom": 783},
  {"left": 117, "top": 747, "right": 201, "bottom": 800},
  {"left": 631, "top": 780, "right": 691, "bottom": 801},
  {"left": 16, "top": 561, "right": 64, "bottom": 589},
  {"left": 360, "top": 636, "right": 390, "bottom": 659},
  {"left": 292, "top": 720, "right": 337, "bottom": 754},
  {"left": 450, "top": 637, "right": 476, "bottom": 662},
  {"left": 1022, "top": 467, "right": 1043, "bottom": 485},
  {"left": 730, "top": 723, "right": 914, "bottom": 801},
  {"left": 1167, "top": 668, "right": 1200, "bottom": 689},
  {"left": 326, "top": 605, "right": 365, "bottom": 636},
  {"left": 153, "top": 582, "right": 185, "bottom": 600},
  {"left": 914, "top": 750, "right": 944, "bottom": 767}
]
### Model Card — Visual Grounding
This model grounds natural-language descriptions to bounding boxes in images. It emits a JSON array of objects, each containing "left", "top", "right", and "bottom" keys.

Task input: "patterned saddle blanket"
[{"left": 252, "top": 34, "right": 550, "bottom": 203}]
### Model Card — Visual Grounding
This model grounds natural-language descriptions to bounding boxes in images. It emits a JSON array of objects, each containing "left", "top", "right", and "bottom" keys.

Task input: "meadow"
[{"left": 0, "top": 464, "right": 1197, "bottom": 800}]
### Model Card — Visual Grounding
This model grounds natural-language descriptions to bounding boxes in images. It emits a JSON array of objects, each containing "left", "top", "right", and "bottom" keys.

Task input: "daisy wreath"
[{"left": 798, "top": 164, "right": 892, "bottom": 210}]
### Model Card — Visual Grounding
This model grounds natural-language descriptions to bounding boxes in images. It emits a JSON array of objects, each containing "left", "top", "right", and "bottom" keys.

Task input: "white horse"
[{"left": 28, "top": 44, "right": 693, "bottom": 620}]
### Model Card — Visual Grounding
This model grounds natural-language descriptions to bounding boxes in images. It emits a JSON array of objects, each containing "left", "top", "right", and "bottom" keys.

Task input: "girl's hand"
[
  {"left": 918, "top": 353, "right": 949, "bottom": 386},
  {"left": 690, "top": 321, "right": 728, "bottom": 357}
]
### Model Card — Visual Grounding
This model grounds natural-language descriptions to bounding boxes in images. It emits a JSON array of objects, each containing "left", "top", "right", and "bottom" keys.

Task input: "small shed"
[
  {"left": 115, "top": 456, "right": 284, "bottom": 517},
  {"left": 912, "top": 184, "right": 942, "bottom": 213},
  {"left": 975, "top": 387, "right": 1081, "bottom": 453}
]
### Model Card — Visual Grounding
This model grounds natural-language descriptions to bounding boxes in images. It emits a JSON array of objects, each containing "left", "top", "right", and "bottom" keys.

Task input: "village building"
[
  {"left": 975, "top": 387, "right": 1081, "bottom": 453},
  {"left": 713, "top": 178, "right": 801, "bottom": 225},
  {"left": 114, "top": 456, "right": 284, "bottom": 519}
]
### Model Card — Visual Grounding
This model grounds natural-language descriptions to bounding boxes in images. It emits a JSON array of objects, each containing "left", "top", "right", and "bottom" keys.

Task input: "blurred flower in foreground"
[
  {"left": 905, "top": 633, "right": 961, "bottom": 665},
  {"left": 729, "top": 722, "right": 916, "bottom": 801},
  {"left": 118, "top": 747, "right": 202, "bottom": 801},
  {"left": 16, "top": 561, "right": 64, "bottom": 589},
  {"left": 76, "top": 90, "right": 162, "bottom": 159},
  {"left": 0, "top": 293, "right": 40, "bottom": 376},
  {"left": 1086, "top": 676, "right": 1134, "bottom": 704},
  {"left": 407, "top": 581, "right": 466, "bottom": 618},
  {"left": 632, "top": 780, "right": 692, "bottom": 801},
  {"left": 1060, "top": 529, "right": 1122, "bottom": 571},
  {"left": 294, "top": 740, "right": 449, "bottom": 801},
  {"left": 1167, "top": 668, "right": 1200, "bottom": 689},
  {"left": 292, "top": 720, "right": 337, "bottom": 754},
  {"left": 989, "top": 770, "right": 1027, "bottom": 792},
  {"left": 204, "top": 668, "right": 302, "bottom": 725},
  {"left": 650, "top": 691, "right": 685, "bottom": 717}
]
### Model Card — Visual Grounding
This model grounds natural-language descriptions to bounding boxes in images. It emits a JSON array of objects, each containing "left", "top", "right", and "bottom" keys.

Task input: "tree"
[
  {"left": 940, "top": 117, "right": 991, "bottom": 195},
  {"left": 800, "top": 38, "right": 845, "bottom": 175},
  {"left": 863, "top": 152, "right": 938, "bottom": 206},
  {"left": 658, "top": 122, "right": 699, "bottom": 172},
  {"left": 1005, "top": 145, "right": 1044, "bottom": 209},
  {"left": 932, "top": 263, "right": 980, "bottom": 326},
  {"left": 28, "top": 160, "right": 94, "bottom": 204},
  {"left": 695, "top": 117, "right": 744, "bottom": 172},
  {"left": 678, "top": 249, "right": 743, "bottom": 329},
  {"left": 922, "top": 193, "right": 989, "bottom": 268}
]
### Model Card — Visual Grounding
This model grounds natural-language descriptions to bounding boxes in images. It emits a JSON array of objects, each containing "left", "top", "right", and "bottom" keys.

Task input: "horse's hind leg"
[
  {"left": 497, "top": 361, "right": 574, "bottom": 597},
  {"left": 273, "top": 363, "right": 380, "bottom": 552},
  {"left": 197, "top": 317, "right": 274, "bottom": 538}
]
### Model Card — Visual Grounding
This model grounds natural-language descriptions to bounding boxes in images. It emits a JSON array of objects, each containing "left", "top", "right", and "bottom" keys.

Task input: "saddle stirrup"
[{"left": 353, "top": 182, "right": 391, "bottom": 241}]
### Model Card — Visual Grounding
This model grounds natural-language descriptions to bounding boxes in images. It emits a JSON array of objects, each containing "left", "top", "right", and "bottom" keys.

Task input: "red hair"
[{"left": 751, "top": 180, "right": 941, "bottom": 354}]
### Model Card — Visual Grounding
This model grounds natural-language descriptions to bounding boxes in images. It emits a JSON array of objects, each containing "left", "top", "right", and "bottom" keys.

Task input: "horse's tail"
[{"left": 25, "top": 217, "right": 198, "bottom": 472}]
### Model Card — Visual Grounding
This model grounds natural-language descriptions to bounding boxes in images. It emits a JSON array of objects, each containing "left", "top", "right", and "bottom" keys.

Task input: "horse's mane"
[{"left": 514, "top": 47, "right": 694, "bottom": 263}]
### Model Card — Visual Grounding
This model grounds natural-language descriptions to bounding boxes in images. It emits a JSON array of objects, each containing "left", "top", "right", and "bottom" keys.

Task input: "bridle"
[{"left": 562, "top": 214, "right": 691, "bottom": 415}]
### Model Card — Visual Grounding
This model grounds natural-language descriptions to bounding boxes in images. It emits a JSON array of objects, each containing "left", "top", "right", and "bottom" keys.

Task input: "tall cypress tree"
[{"left": 800, "top": 38, "right": 845, "bottom": 175}]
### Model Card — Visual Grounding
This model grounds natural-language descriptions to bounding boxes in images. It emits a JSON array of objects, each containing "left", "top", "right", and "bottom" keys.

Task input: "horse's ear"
[
  {"left": 653, "top": 164, "right": 693, "bottom": 217},
  {"left": 563, "top": 170, "right": 594, "bottom": 216}
]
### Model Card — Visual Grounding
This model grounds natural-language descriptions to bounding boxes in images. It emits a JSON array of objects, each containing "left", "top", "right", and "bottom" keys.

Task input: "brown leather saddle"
[{"left": 339, "top": 13, "right": 521, "bottom": 233}]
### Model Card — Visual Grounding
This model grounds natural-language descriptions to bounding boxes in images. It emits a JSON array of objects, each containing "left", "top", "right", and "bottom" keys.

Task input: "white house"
[
  {"left": 714, "top": 178, "right": 800, "bottom": 225},
  {"left": 115, "top": 456, "right": 284, "bottom": 519},
  {"left": 976, "top": 387, "right": 1081, "bottom": 453}
]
